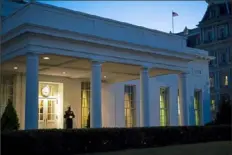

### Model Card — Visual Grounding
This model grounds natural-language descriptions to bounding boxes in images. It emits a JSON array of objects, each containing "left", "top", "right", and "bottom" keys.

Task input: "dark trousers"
[{"left": 66, "top": 119, "right": 73, "bottom": 129}]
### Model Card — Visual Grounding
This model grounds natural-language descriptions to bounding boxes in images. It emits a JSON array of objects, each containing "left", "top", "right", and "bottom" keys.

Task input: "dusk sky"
[{"left": 41, "top": 1, "right": 208, "bottom": 33}]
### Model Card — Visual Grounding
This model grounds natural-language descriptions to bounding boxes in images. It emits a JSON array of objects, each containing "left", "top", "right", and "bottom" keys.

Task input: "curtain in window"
[
  {"left": 124, "top": 85, "right": 135, "bottom": 127},
  {"left": 81, "top": 82, "right": 90, "bottom": 128},
  {"left": 0, "top": 75, "right": 14, "bottom": 116}
]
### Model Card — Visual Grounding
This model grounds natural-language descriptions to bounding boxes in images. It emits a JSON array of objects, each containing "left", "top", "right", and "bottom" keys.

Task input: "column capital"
[
  {"left": 91, "top": 59, "right": 104, "bottom": 65},
  {"left": 140, "top": 66, "right": 152, "bottom": 71},
  {"left": 26, "top": 52, "right": 38, "bottom": 57},
  {"left": 179, "top": 72, "right": 189, "bottom": 79}
]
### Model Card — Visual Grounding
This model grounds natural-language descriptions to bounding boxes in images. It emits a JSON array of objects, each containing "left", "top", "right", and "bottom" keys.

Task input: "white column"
[
  {"left": 25, "top": 53, "right": 39, "bottom": 129},
  {"left": 140, "top": 67, "right": 150, "bottom": 127},
  {"left": 169, "top": 86, "right": 179, "bottom": 126},
  {"left": 90, "top": 60, "right": 102, "bottom": 128},
  {"left": 178, "top": 73, "right": 189, "bottom": 126}
]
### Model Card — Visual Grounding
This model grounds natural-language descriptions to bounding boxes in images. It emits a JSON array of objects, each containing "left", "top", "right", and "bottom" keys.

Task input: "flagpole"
[{"left": 172, "top": 11, "right": 174, "bottom": 33}]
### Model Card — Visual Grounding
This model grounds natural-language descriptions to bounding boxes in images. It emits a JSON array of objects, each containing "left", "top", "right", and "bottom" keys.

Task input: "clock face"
[{"left": 41, "top": 85, "right": 50, "bottom": 97}]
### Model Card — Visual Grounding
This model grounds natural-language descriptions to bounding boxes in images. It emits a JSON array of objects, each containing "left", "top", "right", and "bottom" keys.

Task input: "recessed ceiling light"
[
  {"left": 13, "top": 66, "right": 18, "bottom": 70},
  {"left": 43, "top": 57, "right": 50, "bottom": 60},
  {"left": 62, "top": 72, "right": 66, "bottom": 74},
  {"left": 103, "top": 76, "right": 106, "bottom": 78}
]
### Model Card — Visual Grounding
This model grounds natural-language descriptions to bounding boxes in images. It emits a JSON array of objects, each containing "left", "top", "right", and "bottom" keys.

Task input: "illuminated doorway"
[{"left": 38, "top": 82, "right": 63, "bottom": 129}]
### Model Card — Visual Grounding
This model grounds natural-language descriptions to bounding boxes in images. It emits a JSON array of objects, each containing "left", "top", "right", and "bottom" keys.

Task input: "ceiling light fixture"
[
  {"left": 103, "top": 76, "right": 106, "bottom": 78},
  {"left": 62, "top": 72, "right": 66, "bottom": 74},
  {"left": 43, "top": 57, "right": 50, "bottom": 60},
  {"left": 13, "top": 66, "right": 18, "bottom": 70}
]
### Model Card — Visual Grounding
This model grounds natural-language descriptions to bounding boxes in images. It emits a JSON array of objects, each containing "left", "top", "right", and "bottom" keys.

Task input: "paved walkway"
[{"left": 82, "top": 141, "right": 232, "bottom": 155}]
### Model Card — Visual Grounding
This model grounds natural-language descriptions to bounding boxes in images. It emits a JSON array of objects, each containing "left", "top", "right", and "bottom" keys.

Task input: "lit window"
[
  {"left": 177, "top": 89, "right": 181, "bottom": 125},
  {"left": 211, "top": 99, "right": 216, "bottom": 111},
  {"left": 225, "top": 76, "right": 228, "bottom": 86},
  {"left": 160, "top": 87, "right": 169, "bottom": 126},
  {"left": 211, "top": 99, "right": 216, "bottom": 120},
  {"left": 124, "top": 85, "right": 136, "bottom": 127},
  {"left": 81, "top": 82, "right": 90, "bottom": 128},
  {"left": 194, "top": 90, "right": 202, "bottom": 126}
]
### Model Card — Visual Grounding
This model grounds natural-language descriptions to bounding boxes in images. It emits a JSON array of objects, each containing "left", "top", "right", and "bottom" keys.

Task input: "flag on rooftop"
[{"left": 172, "top": 11, "right": 178, "bottom": 17}]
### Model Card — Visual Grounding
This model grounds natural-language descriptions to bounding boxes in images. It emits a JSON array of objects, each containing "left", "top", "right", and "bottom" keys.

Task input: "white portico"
[{"left": 1, "top": 2, "right": 214, "bottom": 129}]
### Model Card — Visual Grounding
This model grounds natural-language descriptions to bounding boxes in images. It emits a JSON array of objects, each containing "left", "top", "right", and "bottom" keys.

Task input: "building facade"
[
  {"left": 178, "top": 1, "right": 232, "bottom": 118},
  {"left": 1, "top": 1, "right": 213, "bottom": 129}
]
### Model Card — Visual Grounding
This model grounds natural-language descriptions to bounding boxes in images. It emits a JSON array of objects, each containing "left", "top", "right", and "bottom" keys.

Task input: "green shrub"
[
  {"left": 215, "top": 99, "right": 231, "bottom": 125},
  {"left": 1, "top": 99, "right": 20, "bottom": 131},
  {"left": 1, "top": 126, "right": 231, "bottom": 155},
  {"left": 207, "top": 99, "right": 232, "bottom": 126}
]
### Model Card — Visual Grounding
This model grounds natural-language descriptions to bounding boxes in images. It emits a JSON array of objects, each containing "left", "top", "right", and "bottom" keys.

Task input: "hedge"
[{"left": 1, "top": 126, "right": 231, "bottom": 155}]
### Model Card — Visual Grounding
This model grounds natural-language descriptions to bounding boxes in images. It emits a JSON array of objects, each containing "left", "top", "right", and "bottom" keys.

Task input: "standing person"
[{"left": 64, "top": 106, "right": 75, "bottom": 129}]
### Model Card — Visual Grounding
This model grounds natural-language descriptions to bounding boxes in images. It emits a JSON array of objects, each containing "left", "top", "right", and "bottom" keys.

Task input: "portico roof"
[
  {"left": 2, "top": 2, "right": 213, "bottom": 62},
  {"left": 1, "top": 2, "right": 214, "bottom": 84},
  {"left": 1, "top": 54, "right": 183, "bottom": 83}
]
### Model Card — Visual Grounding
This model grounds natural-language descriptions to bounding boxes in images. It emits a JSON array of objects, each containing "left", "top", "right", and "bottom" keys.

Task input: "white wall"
[
  {"left": 108, "top": 74, "right": 179, "bottom": 127},
  {"left": 14, "top": 74, "right": 114, "bottom": 129},
  {"left": 15, "top": 74, "right": 83, "bottom": 129},
  {"left": 14, "top": 59, "right": 210, "bottom": 129},
  {"left": 106, "top": 59, "right": 211, "bottom": 127}
]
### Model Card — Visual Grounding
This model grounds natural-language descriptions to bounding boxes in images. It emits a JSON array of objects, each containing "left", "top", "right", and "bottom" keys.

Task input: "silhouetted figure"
[
  {"left": 64, "top": 106, "right": 75, "bottom": 129},
  {"left": 86, "top": 112, "right": 90, "bottom": 128}
]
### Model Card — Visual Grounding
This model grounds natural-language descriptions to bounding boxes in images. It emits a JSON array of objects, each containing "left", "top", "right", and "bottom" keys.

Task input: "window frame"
[
  {"left": 228, "top": 47, "right": 232, "bottom": 63},
  {"left": 209, "top": 72, "right": 215, "bottom": 88},
  {"left": 210, "top": 97, "right": 216, "bottom": 120},
  {"left": 81, "top": 81, "right": 91, "bottom": 128},
  {"left": 206, "top": 29, "right": 213, "bottom": 42},
  {"left": 160, "top": 87, "right": 169, "bottom": 126},
  {"left": 124, "top": 85, "right": 136, "bottom": 128},
  {"left": 218, "top": 26, "right": 226, "bottom": 39},
  {"left": 217, "top": 24, "right": 228, "bottom": 39},
  {"left": 194, "top": 90, "right": 202, "bottom": 126},
  {"left": 219, "top": 71, "right": 229, "bottom": 87},
  {"left": 219, "top": 50, "right": 227, "bottom": 65}
]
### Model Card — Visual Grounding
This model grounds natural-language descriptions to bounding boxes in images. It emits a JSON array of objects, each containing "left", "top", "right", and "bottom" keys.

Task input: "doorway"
[
  {"left": 38, "top": 82, "right": 63, "bottom": 129},
  {"left": 38, "top": 98, "right": 58, "bottom": 128}
]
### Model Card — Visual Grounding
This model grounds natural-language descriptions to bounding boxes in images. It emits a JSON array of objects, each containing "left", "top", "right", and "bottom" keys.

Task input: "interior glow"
[
  {"left": 62, "top": 72, "right": 66, "bottom": 74},
  {"left": 225, "top": 76, "right": 228, "bottom": 86},
  {"left": 43, "top": 57, "right": 50, "bottom": 60},
  {"left": 13, "top": 66, "right": 18, "bottom": 70},
  {"left": 104, "top": 76, "right": 106, "bottom": 78}
]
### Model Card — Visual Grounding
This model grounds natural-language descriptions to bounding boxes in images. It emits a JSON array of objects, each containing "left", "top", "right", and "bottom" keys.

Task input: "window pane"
[
  {"left": 48, "top": 114, "right": 51, "bottom": 120},
  {"left": 81, "top": 82, "right": 90, "bottom": 128},
  {"left": 124, "top": 85, "right": 136, "bottom": 127},
  {"left": 195, "top": 110, "right": 199, "bottom": 125},
  {"left": 39, "top": 114, "right": 43, "bottom": 120},
  {"left": 194, "top": 90, "right": 201, "bottom": 125},
  {"left": 160, "top": 88, "right": 168, "bottom": 126}
]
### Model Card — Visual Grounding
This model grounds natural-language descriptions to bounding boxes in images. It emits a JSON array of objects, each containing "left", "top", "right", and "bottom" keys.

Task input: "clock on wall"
[{"left": 41, "top": 85, "right": 50, "bottom": 97}]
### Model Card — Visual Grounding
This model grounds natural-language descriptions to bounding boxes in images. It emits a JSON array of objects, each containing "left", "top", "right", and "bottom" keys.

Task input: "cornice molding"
[{"left": 2, "top": 23, "right": 212, "bottom": 62}]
